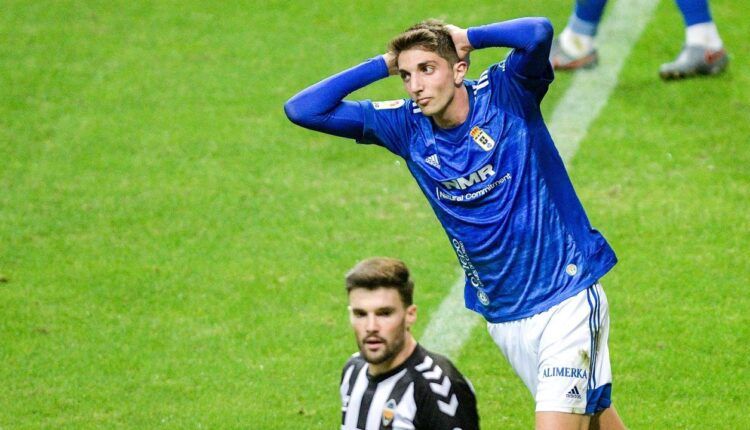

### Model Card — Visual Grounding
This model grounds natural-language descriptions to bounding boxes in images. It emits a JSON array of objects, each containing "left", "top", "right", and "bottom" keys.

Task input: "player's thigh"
[
  {"left": 536, "top": 411, "right": 591, "bottom": 430},
  {"left": 535, "top": 284, "right": 612, "bottom": 414},
  {"left": 486, "top": 317, "right": 544, "bottom": 394},
  {"left": 590, "top": 405, "right": 626, "bottom": 430}
]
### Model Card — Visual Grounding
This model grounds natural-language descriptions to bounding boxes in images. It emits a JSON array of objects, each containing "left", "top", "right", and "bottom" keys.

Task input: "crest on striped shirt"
[{"left": 382, "top": 398, "right": 397, "bottom": 426}]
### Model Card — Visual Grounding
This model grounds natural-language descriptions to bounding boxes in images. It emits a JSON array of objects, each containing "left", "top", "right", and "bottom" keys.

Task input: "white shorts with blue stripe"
[{"left": 487, "top": 283, "right": 613, "bottom": 414}]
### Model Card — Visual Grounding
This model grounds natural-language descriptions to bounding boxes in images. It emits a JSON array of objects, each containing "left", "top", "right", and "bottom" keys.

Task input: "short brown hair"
[
  {"left": 345, "top": 257, "right": 414, "bottom": 306},
  {"left": 388, "top": 19, "right": 460, "bottom": 65}
]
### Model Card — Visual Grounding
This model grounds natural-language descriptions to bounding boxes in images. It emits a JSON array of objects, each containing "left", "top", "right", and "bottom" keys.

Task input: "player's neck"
[
  {"left": 369, "top": 335, "right": 417, "bottom": 376},
  {"left": 432, "top": 85, "right": 469, "bottom": 129}
]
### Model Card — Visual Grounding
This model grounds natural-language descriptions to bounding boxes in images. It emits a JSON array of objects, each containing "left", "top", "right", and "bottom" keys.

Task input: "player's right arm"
[{"left": 283, "top": 54, "right": 397, "bottom": 140}]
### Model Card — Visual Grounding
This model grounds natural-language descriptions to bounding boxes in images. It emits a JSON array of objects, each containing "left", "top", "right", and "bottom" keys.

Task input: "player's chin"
[
  {"left": 419, "top": 102, "right": 443, "bottom": 117},
  {"left": 361, "top": 345, "right": 388, "bottom": 363}
]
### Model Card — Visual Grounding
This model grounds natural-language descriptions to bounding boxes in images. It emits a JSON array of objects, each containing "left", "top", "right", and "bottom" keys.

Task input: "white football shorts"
[{"left": 487, "top": 283, "right": 613, "bottom": 414}]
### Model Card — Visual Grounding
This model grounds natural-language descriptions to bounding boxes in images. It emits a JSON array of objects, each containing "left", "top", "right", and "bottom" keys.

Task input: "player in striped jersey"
[{"left": 341, "top": 257, "right": 479, "bottom": 430}]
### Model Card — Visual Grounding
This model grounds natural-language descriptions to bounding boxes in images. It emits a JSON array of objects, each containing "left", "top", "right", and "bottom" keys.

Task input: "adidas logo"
[
  {"left": 425, "top": 154, "right": 440, "bottom": 169},
  {"left": 566, "top": 386, "right": 582, "bottom": 400}
]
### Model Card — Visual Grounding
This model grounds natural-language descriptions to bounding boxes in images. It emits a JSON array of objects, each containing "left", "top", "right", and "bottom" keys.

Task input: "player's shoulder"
[
  {"left": 370, "top": 98, "right": 408, "bottom": 111},
  {"left": 405, "top": 345, "right": 478, "bottom": 426},
  {"left": 368, "top": 98, "right": 426, "bottom": 120},
  {"left": 406, "top": 345, "right": 470, "bottom": 389},
  {"left": 341, "top": 352, "right": 366, "bottom": 380},
  {"left": 470, "top": 62, "right": 510, "bottom": 93},
  {"left": 343, "top": 351, "right": 366, "bottom": 369}
]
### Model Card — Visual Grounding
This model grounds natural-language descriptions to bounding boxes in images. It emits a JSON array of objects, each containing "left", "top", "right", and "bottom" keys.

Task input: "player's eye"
[
  {"left": 423, "top": 65, "right": 435, "bottom": 73},
  {"left": 376, "top": 309, "right": 394, "bottom": 317},
  {"left": 400, "top": 72, "right": 410, "bottom": 82},
  {"left": 352, "top": 310, "right": 366, "bottom": 318}
]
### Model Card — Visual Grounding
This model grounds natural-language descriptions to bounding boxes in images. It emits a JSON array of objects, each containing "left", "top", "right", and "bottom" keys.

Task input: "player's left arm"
[{"left": 449, "top": 17, "right": 553, "bottom": 80}]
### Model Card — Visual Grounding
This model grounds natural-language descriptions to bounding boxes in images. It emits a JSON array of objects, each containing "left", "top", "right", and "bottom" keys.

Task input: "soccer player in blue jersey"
[{"left": 285, "top": 17, "right": 626, "bottom": 429}]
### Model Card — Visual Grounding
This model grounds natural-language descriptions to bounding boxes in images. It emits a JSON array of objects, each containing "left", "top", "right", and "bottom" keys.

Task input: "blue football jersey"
[{"left": 356, "top": 54, "right": 617, "bottom": 323}]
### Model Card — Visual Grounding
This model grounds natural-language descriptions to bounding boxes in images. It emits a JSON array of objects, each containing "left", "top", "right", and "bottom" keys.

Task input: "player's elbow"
[
  {"left": 529, "top": 17, "right": 553, "bottom": 46},
  {"left": 283, "top": 97, "right": 304, "bottom": 126}
]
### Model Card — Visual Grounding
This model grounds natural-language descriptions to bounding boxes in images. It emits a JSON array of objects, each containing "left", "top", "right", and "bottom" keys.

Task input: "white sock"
[
  {"left": 560, "top": 27, "right": 595, "bottom": 58},
  {"left": 685, "top": 22, "right": 723, "bottom": 50}
]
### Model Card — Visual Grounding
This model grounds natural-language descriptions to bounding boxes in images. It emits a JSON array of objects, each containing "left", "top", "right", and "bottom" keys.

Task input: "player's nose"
[
  {"left": 365, "top": 315, "right": 379, "bottom": 331},
  {"left": 407, "top": 75, "right": 423, "bottom": 94}
]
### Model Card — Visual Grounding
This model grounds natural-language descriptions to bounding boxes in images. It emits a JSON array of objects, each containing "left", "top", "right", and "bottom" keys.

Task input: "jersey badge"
[
  {"left": 424, "top": 154, "right": 440, "bottom": 169},
  {"left": 470, "top": 126, "right": 496, "bottom": 151},
  {"left": 566, "top": 264, "right": 578, "bottom": 276},
  {"left": 373, "top": 99, "right": 405, "bottom": 110},
  {"left": 477, "top": 290, "right": 490, "bottom": 306},
  {"left": 382, "top": 398, "right": 397, "bottom": 426}
]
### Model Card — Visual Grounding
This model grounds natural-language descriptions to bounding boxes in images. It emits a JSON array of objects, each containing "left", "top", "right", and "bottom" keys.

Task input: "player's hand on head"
[
  {"left": 445, "top": 24, "right": 473, "bottom": 62},
  {"left": 382, "top": 51, "right": 399, "bottom": 76}
]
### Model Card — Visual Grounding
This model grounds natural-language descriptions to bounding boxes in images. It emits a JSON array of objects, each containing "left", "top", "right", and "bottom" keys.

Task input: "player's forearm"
[
  {"left": 284, "top": 56, "right": 389, "bottom": 139},
  {"left": 467, "top": 17, "right": 553, "bottom": 77},
  {"left": 467, "top": 17, "right": 552, "bottom": 52}
]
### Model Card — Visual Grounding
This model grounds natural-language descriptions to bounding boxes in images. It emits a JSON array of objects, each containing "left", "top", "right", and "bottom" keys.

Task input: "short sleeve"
[{"left": 357, "top": 99, "right": 412, "bottom": 159}]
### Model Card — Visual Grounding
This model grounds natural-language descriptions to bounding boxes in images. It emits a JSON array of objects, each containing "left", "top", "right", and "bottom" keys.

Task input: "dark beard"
[
  {"left": 358, "top": 319, "right": 407, "bottom": 366},
  {"left": 360, "top": 333, "right": 405, "bottom": 365}
]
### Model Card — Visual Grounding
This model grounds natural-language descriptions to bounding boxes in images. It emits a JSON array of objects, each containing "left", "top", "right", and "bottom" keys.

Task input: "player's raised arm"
[
  {"left": 283, "top": 54, "right": 396, "bottom": 140},
  {"left": 461, "top": 17, "right": 553, "bottom": 79}
]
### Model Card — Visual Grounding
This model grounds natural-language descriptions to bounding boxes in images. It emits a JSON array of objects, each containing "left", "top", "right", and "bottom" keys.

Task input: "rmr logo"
[{"left": 441, "top": 165, "right": 496, "bottom": 190}]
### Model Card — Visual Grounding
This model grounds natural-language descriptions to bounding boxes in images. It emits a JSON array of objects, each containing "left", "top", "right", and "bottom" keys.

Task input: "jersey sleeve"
[
  {"left": 284, "top": 56, "right": 390, "bottom": 140},
  {"left": 412, "top": 360, "right": 480, "bottom": 430},
  {"left": 467, "top": 18, "right": 554, "bottom": 113},
  {"left": 357, "top": 99, "right": 412, "bottom": 159},
  {"left": 503, "top": 48, "right": 554, "bottom": 102},
  {"left": 485, "top": 56, "right": 553, "bottom": 118}
]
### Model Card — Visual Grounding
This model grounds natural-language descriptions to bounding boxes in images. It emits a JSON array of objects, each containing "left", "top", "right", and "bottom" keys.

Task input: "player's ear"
[
  {"left": 405, "top": 304, "right": 417, "bottom": 330},
  {"left": 453, "top": 60, "right": 468, "bottom": 85}
]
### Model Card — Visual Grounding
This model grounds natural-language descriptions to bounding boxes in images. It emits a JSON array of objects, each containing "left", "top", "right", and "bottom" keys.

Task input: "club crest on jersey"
[
  {"left": 373, "top": 99, "right": 405, "bottom": 110},
  {"left": 470, "top": 126, "right": 495, "bottom": 151},
  {"left": 382, "top": 399, "right": 397, "bottom": 426}
]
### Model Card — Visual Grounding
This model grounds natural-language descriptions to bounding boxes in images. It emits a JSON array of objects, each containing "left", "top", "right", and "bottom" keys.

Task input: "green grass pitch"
[{"left": 1, "top": 0, "right": 748, "bottom": 428}]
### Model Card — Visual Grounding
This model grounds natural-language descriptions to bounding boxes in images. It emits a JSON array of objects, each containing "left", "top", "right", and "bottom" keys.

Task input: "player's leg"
[
  {"left": 488, "top": 284, "right": 616, "bottom": 430},
  {"left": 590, "top": 405, "right": 627, "bottom": 430},
  {"left": 550, "top": 0, "right": 608, "bottom": 70},
  {"left": 536, "top": 411, "right": 590, "bottom": 430},
  {"left": 534, "top": 284, "right": 620, "bottom": 429},
  {"left": 486, "top": 318, "right": 540, "bottom": 395},
  {"left": 659, "top": 0, "right": 728, "bottom": 79}
]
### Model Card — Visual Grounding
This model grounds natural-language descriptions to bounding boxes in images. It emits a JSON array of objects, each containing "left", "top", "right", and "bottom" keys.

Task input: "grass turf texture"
[{"left": 1, "top": 0, "right": 748, "bottom": 428}]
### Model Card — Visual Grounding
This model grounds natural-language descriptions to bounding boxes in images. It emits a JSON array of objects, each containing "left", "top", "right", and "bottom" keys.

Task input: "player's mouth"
[
  {"left": 364, "top": 337, "right": 385, "bottom": 350},
  {"left": 417, "top": 97, "right": 431, "bottom": 107}
]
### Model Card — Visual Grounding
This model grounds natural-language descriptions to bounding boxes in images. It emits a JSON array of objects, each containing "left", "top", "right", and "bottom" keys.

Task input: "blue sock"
[
  {"left": 569, "top": 0, "right": 608, "bottom": 36},
  {"left": 675, "top": 0, "right": 713, "bottom": 26}
]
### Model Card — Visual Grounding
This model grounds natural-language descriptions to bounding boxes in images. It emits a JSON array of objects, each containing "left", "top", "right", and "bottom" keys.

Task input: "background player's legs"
[
  {"left": 677, "top": 0, "right": 713, "bottom": 26},
  {"left": 550, "top": 0, "right": 608, "bottom": 69},
  {"left": 660, "top": 0, "right": 728, "bottom": 79}
]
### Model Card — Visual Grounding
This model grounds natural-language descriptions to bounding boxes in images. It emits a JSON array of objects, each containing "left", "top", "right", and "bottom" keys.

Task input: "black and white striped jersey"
[{"left": 340, "top": 344, "right": 479, "bottom": 430}]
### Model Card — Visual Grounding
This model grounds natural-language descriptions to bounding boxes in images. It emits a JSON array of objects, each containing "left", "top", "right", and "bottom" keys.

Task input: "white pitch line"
[{"left": 421, "top": 0, "right": 660, "bottom": 359}]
